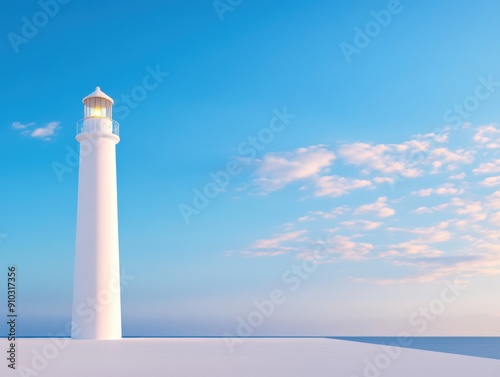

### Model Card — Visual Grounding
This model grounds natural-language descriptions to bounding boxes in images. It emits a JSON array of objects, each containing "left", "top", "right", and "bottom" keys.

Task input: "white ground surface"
[{"left": 8, "top": 338, "right": 500, "bottom": 377}]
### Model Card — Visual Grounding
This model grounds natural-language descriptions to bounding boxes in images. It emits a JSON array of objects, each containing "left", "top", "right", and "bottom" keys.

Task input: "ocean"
[{"left": 330, "top": 337, "right": 500, "bottom": 360}]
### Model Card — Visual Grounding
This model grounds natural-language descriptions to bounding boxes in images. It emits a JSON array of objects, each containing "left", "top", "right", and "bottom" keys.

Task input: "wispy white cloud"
[
  {"left": 330, "top": 235, "right": 373, "bottom": 261},
  {"left": 448, "top": 172, "right": 466, "bottom": 180},
  {"left": 484, "top": 190, "right": 500, "bottom": 210},
  {"left": 387, "top": 222, "right": 452, "bottom": 243},
  {"left": 409, "top": 248, "right": 500, "bottom": 284},
  {"left": 340, "top": 220, "right": 382, "bottom": 231},
  {"left": 413, "top": 130, "right": 450, "bottom": 143},
  {"left": 11, "top": 121, "right": 35, "bottom": 130},
  {"left": 413, "top": 203, "right": 448, "bottom": 214},
  {"left": 252, "top": 146, "right": 335, "bottom": 193},
  {"left": 488, "top": 212, "right": 500, "bottom": 226},
  {"left": 411, "top": 183, "right": 463, "bottom": 197},
  {"left": 227, "top": 230, "right": 308, "bottom": 257},
  {"left": 297, "top": 235, "right": 373, "bottom": 262},
  {"left": 313, "top": 175, "right": 372, "bottom": 198},
  {"left": 229, "top": 122, "right": 500, "bottom": 285},
  {"left": 386, "top": 240, "right": 444, "bottom": 258},
  {"left": 427, "top": 148, "right": 474, "bottom": 173},
  {"left": 450, "top": 198, "right": 484, "bottom": 216},
  {"left": 428, "top": 147, "right": 474, "bottom": 164},
  {"left": 473, "top": 159, "right": 500, "bottom": 175},
  {"left": 297, "top": 216, "right": 312, "bottom": 222},
  {"left": 337, "top": 138, "right": 473, "bottom": 178},
  {"left": 473, "top": 124, "right": 500, "bottom": 149},
  {"left": 413, "top": 207, "right": 432, "bottom": 214},
  {"left": 373, "top": 176, "right": 395, "bottom": 184},
  {"left": 305, "top": 206, "right": 351, "bottom": 221},
  {"left": 251, "top": 230, "right": 308, "bottom": 249},
  {"left": 249, "top": 146, "right": 375, "bottom": 198},
  {"left": 337, "top": 141, "right": 425, "bottom": 178},
  {"left": 354, "top": 197, "right": 395, "bottom": 218},
  {"left": 479, "top": 176, "right": 500, "bottom": 187},
  {"left": 11, "top": 121, "right": 60, "bottom": 141},
  {"left": 30, "top": 122, "right": 60, "bottom": 140}
]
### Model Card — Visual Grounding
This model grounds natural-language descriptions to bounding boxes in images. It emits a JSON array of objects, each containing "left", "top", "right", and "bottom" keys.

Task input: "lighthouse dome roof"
[{"left": 83, "top": 87, "right": 114, "bottom": 105}]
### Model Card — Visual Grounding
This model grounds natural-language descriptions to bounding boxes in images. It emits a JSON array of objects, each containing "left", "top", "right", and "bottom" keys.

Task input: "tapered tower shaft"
[{"left": 72, "top": 87, "right": 122, "bottom": 340}]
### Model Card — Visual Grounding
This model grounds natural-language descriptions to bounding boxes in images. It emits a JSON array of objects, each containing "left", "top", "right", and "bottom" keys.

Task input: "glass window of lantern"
[{"left": 84, "top": 97, "right": 112, "bottom": 118}]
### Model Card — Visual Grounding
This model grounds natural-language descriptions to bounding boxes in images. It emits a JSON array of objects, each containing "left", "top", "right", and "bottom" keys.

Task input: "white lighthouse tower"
[{"left": 72, "top": 87, "right": 122, "bottom": 340}]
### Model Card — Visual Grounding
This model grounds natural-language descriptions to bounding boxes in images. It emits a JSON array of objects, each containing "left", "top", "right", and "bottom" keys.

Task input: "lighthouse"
[{"left": 72, "top": 87, "right": 122, "bottom": 340}]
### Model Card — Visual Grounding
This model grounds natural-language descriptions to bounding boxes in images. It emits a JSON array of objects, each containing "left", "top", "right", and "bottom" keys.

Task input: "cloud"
[
  {"left": 251, "top": 230, "right": 308, "bottom": 249},
  {"left": 250, "top": 146, "right": 373, "bottom": 198},
  {"left": 354, "top": 197, "right": 395, "bottom": 218},
  {"left": 473, "top": 124, "right": 500, "bottom": 149},
  {"left": 30, "top": 122, "right": 60, "bottom": 140},
  {"left": 485, "top": 190, "right": 500, "bottom": 210},
  {"left": 427, "top": 148, "right": 474, "bottom": 173},
  {"left": 411, "top": 183, "right": 463, "bottom": 197},
  {"left": 297, "top": 235, "right": 373, "bottom": 262},
  {"left": 228, "top": 230, "right": 309, "bottom": 257},
  {"left": 473, "top": 159, "right": 500, "bottom": 175},
  {"left": 337, "top": 137, "right": 474, "bottom": 178},
  {"left": 488, "top": 212, "right": 500, "bottom": 226},
  {"left": 340, "top": 220, "right": 382, "bottom": 231},
  {"left": 387, "top": 222, "right": 452, "bottom": 243},
  {"left": 386, "top": 241, "right": 443, "bottom": 258},
  {"left": 413, "top": 207, "right": 432, "bottom": 214},
  {"left": 413, "top": 203, "right": 448, "bottom": 214},
  {"left": 11, "top": 121, "right": 35, "bottom": 130},
  {"left": 297, "top": 216, "right": 312, "bottom": 222},
  {"left": 428, "top": 148, "right": 474, "bottom": 164},
  {"left": 231, "top": 123, "right": 500, "bottom": 284},
  {"left": 12, "top": 121, "right": 60, "bottom": 141},
  {"left": 373, "top": 219, "right": 495, "bottom": 283},
  {"left": 413, "top": 131, "right": 450, "bottom": 143},
  {"left": 373, "top": 224, "right": 500, "bottom": 283},
  {"left": 479, "top": 176, "right": 500, "bottom": 187},
  {"left": 252, "top": 146, "right": 335, "bottom": 193},
  {"left": 337, "top": 142, "right": 425, "bottom": 178},
  {"left": 326, "top": 235, "right": 374, "bottom": 261},
  {"left": 373, "top": 176, "right": 395, "bottom": 184},
  {"left": 410, "top": 247, "right": 500, "bottom": 283},
  {"left": 450, "top": 198, "right": 484, "bottom": 216},
  {"left": 448, "top": 172, "right": 466, "bottom": 180},
  {"left": 305, "top": 206, "right": 350, "bottom": 220},
  {"left": 237, "top": 250, "right": 286, "bottom": 257},
  {"left": 313, "top": 175, "right": 372, "bottom": 198}
]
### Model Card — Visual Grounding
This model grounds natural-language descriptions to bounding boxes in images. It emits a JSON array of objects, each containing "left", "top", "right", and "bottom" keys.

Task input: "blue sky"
[{"left": 2, "top": 0, "right": 500, "bottom": 337}]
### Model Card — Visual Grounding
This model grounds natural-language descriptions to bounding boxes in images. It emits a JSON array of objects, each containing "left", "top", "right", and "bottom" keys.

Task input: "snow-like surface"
[{"left": 9, "top": 338, "right": 500, "bottom": 377}]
